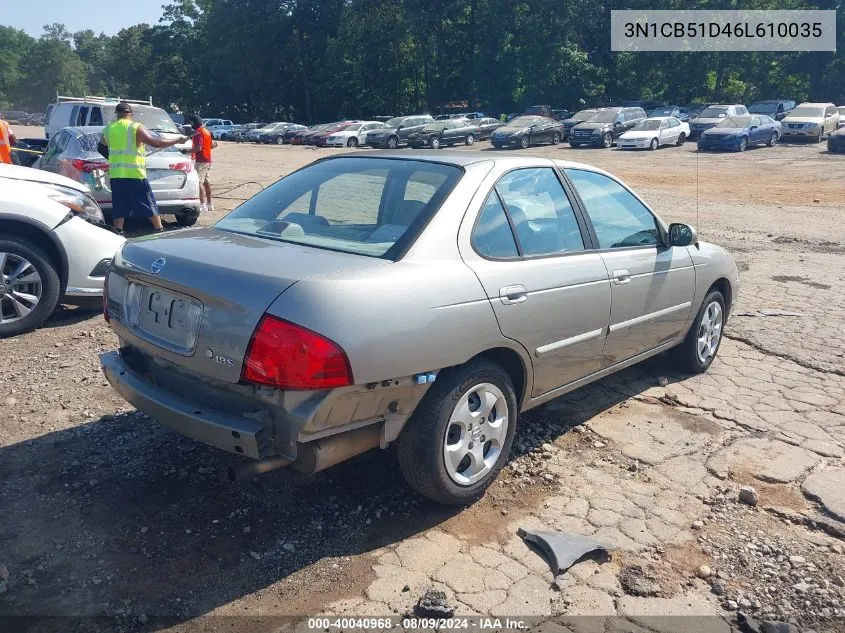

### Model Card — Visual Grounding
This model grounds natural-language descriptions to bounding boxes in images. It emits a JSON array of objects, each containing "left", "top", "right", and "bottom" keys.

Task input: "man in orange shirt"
[
  {"left": 186, "top": 114, "right": 217, "bottom": 213},
  {"left": 0, "top": 113, "right": 17, "bottom": 164}
]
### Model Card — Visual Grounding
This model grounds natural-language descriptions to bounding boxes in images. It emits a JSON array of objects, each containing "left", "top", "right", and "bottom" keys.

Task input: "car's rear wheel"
[
  {"left": 465, "top": 133, "right": 475, "bottom": 146},
  {"left": 767, "top": 132, "right": 778, "bottom": 147},
  {"left": 551, "top": 132, "right": 561, "bottom": 145},
  {"left": 671, "top": 290, "right": 725, "bottom": 373},
  {"left": 347, "top": 137, "right": 358, "bottom": 148},
  {"left": 520, "top": 135, "right": 530, "bottom": 149},
  {"left": 396, "top": 360, "right": 518, "bottom": 505},
  {"left": 649, "top": 138, "right": 659, "bottom": 150},
  {"left": 387, "top": 136, "right": 399, "bottom": 149},
  {"left": 174, "top": 209, "right": 200, "bottom": 227},
  {"left": 0, "top": 236, "right": 61, "bottom": 338},
  {"left": 676, "top": 133, "right": 686, "bottom": 146},
  {"left": 430, "top": 137, "right": 441, "bottom": 149}
]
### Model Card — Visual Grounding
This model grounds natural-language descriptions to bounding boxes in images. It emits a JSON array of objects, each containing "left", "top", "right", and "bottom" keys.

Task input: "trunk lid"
[{"left": 108, "top": 227, "right": 387, "bottom": 383}]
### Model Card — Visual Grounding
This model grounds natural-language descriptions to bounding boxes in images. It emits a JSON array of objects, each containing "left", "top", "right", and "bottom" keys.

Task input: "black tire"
[
  {"left": 602, "top": 133, "right": 613, "bottom": 148},
  {"left": 551, "top": 132, "right": 561, "bottom": 145},
  {"left": 430, "top": 137, "right": 441, "bottom": 150},
  {"left": 275, "top": 136, "right": 284, "bottom": 145},
  {"left": 649, "top": 138, "right": 659, "bottom": 151},
  {"left": 569, "top": 142, "right": 581, "bottom": 148},
  {"left": 737, "top": 137, "right": 747, "bottom": 152},
  {"left": 347, "top": 137, "right": 358, "bottom": 148},
  {"left": 175, "top": 210, "right": 200, "bottom": 227},
  {"left": 767, "top": 132, "right": 778, "bottom": 147},
  {"left": 816, "top": 130, "right": 823, "bottom": 143},
  {"left": 0, "top": 235, "right": 61, "bottom": 338},
  {"left": 671, "top": 290, "right": 726, "bottom": 374},
  {"left": 465, "top": 133, "right": 475, "bottom": 146},
  {"left": 387, "top": 136, "right": 399, "bottom": 150},
  {"left": 396, "top": 360, "right": 518, "bottom": 505},
  {"left": 676, "top": 133, "right": 686, "bottom": 146},
  {"left": 520, "top": 135, "right": 530, "bottom": 149}
]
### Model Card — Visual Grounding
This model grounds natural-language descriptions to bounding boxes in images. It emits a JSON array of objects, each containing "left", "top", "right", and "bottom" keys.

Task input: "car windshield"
[
  {"left": 385, "top": 117, "right": 406, "bottom": 128},
  {"left": 790, "top": 106, "right": 825, "bottom": 117},
  {"left": 508, "top": 116, "right": 537, "bottom": 127},
  {"left": 698, "top": 107, "right": 729, "bottom": 118},
  {"left": 587, "top": 110, "right": 619, "bottom": 123},
  {"left": 133, "top": 105, "right": 180, "bottom": 134},
  {"left": 570, "top": 110, "right": 595, "bottom": 122},
  {"left": 216, "top": 158, "right": 462, "bottom": 258},
  {"left": 649, "top": 107, "right": 675, "bottom": 116},
  {"left": 423, "top": 122, "right": 450, "bottom": 131},
  {"left": 339, "top": 123, "right": 362, "bottom": 131},
  {"left": 257, "top": 123, "right": 282, "bottom": 132},
  {"left": 633, "top": 120, "right": 662, "bottom": 131},
  {"left": 716, "top": 116, "right": 752, "bottom": 128},
  {"left": 749, "top": 103, "right": 778, "bottom": 114}
]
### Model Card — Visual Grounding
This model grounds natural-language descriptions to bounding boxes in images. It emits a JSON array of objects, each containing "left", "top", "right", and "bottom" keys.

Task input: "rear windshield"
[
  {"left": 698, "top": 107, "right": 729, "bottom": 118},
  {"left": 716, "top": 116, "right": 752, "bottom": 128},
  {"left": 81, "top": 131, "right": 179, "bottom": 155},
  {"left": 216, "top": 158, "right": 462, "bottom": 258},
  {"left": 132, "top": 105, "right": 180, "bottom": 134}
]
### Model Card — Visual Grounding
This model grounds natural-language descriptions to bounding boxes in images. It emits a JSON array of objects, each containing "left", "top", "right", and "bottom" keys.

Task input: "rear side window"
[
  {"left": 76, "top": 106, "right": 89, "bottom": 126},
  {"left": 473, "top": 194, "right": 519, "bottom": 258},
  {"left": 566, "top": 169, "right": 660, "bottom": 249},
  {"left": 89, "top": 107, "right": 103, "bottom": 126},
  {"left": 493, "top": 168, "right": 585, "bottom": 256},
  {"left": 216, "top": 158, "right": 461, "bottom": 258}
]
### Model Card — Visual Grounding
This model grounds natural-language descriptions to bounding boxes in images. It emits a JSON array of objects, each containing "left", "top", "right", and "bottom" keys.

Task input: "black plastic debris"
[
  {"left": 414, "top": 589, "right": 455, "bottom": 618},
  {"left": 517, "top": 527, "right": 610, "bottom": 575}
]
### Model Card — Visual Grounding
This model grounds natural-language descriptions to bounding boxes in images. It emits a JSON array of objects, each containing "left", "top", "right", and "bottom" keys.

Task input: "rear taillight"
[
  {"left": 103, "top": 272, "right": 110, "bottom": 323},
  {"left": 242, "top": 316, "right": 352, "bottom": 390},
  {"left": 72, "top": 159, "right": 109, "bottom": 173},
  {"left": 168, "top": 161, "right": 192, "bottom": 173}
]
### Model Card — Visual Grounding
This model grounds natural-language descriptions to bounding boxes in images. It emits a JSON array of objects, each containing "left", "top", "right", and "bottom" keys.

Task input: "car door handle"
[
  {"left": 500, "top": 285, "right": 528, "bottom": 304},
  {"left": 612, "top": 269, "right": 631, "bottom": 285}
]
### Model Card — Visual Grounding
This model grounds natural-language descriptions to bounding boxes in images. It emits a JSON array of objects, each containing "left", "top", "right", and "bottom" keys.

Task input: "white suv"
[{"left": 0, "top": 164, "right": 125, "bottom": 337}]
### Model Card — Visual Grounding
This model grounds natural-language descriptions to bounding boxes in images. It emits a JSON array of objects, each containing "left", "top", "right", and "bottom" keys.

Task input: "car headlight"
[{"left": 46, "top": 185, "right": 104, "bottom": 222}]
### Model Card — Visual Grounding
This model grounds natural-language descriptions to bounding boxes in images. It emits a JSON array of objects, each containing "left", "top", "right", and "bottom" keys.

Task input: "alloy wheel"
[
  {"left": 650, "top": 138, "right": 658, "bottom": 150},
  {"left": 0, "top": 253, "right": 42, "bottom": 325},
  {"left": 442, "top": 382, "right": 509, "bottom": 486},
  {"left": 602, "top": 133, "right": 612, "bottom": 148},
  {"left": 696, "top": 301, "right": 723, "bottom": 365}
]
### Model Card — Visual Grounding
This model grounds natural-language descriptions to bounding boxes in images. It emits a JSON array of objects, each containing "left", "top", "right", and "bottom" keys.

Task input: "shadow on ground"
[{"left": 0, "top": 353, "right": 683, "bottom": 628}]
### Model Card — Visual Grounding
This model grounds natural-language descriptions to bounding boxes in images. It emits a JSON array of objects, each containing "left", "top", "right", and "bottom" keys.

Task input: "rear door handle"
[
  {"left": 500, "top": 285, "right": 528, "bottom": 305},
  {"left": 612, "top": 269, "right": 631, "bottom": 285}
]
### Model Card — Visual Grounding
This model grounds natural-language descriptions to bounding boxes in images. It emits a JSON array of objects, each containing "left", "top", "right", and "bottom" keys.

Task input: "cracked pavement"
[{"left": 1, "top": 138, "right": 844, "bottom": 632}]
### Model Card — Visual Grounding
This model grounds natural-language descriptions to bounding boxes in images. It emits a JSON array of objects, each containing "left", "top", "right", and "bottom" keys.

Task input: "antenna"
[{"left": 695, "top": 144, "right": 700, "bottom": 229}]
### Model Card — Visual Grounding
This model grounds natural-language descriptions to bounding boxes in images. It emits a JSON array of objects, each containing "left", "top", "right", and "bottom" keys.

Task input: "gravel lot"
[{"left": 2, "top": 127, "right": 845, "bottom": 632}]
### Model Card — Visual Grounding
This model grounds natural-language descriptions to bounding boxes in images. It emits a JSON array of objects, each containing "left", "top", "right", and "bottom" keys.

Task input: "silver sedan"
[{"left": 100, "top": 153, "right": 739, "bottom": 505}]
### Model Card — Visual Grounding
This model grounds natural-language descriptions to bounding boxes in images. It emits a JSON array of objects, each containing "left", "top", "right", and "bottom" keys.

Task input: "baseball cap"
[{"left": 115, "top": 101, "right": 133, "bottom": 114}]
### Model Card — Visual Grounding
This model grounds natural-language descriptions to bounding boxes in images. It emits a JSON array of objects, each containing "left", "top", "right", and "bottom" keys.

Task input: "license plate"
[{"left": 132, "top": 283, "right": 203, "bottom": 354}]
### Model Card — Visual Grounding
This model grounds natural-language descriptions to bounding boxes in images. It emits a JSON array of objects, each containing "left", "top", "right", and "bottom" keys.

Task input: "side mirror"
[
  {"left": 750, "top": 125, "right": 758, "bottom": 130},
  {"left": 668, "top": 223, "right": 698, "bottom": 247}
]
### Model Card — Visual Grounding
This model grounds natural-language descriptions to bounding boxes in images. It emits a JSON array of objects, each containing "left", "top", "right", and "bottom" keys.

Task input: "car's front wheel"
[
  {"left": 767, "top": 132, "right": 778, "bottom": 147},
  {"left": 275, "top": 136, "right": 284, "bottom": 145},
  {"left": 347, "top": 137, "right": 358, "bottom": 148},
  {"left": 520, "top": 135, "right": 530, "bottom": 149},
  {"left": 602, "top": 133, "right": 613, "bottom": 148},
  {"left": 649, "top": 138, "right": 659, "bottom": 150},
  {"left": 430, "top": 137, "right": 441, "bottom": 149},
  {"left": 737, "top": 137, "right": 748, "bottom": 152},
  {"left": 0, "top": 235, "right": 61, "bottom": 338},
  {"left": 671, "top": 290, "right": 725, "bottom": 373},
  {"left": 465, "top": 133, "right": 475, "bottom": 146},
  {"left": 397, "top": 360, "right": 518, "bottom": 505},
  {"left": 551, "top": 132, "right": 561, "bottom": 145},
  {"left": 175, "top": 209, "right": 200, "bottom": 227},
  {"left": 387, "top": 136, "right": 399, "bottom": 149}
]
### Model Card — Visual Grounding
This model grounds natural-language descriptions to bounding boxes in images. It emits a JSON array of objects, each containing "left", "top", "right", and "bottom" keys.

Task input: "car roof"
[
  {"left": 644, "top": 116, "right": 677, "bottom": 121},
  {"left": 797, "top": 102, "right": 834, "bottom": 107},
  {"left": 325, "top": 151, "right": 610, "bottom": 172}
]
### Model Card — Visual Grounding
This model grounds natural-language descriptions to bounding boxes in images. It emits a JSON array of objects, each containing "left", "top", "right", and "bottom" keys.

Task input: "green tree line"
[{"left": 2, "top": 0, "right": 843, "bottom": 122}]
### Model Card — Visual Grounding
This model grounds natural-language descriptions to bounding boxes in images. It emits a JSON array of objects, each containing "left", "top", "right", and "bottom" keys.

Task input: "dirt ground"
[{"left": 2, "top": 127, "right": 845, "bottom": 632}]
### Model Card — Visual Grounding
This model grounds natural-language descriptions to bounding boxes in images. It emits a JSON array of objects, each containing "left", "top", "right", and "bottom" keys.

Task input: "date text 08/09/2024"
[
  {"left": 306, "top": 617, "right": 529, "bottom": 630},
  {"left": 623, "top": 21, "right": 823, "bottom": 39}
]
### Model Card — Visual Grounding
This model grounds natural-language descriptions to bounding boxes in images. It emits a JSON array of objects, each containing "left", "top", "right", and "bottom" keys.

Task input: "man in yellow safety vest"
[{"left": 99, "top": 102, "right": 187, "bottom": 234}]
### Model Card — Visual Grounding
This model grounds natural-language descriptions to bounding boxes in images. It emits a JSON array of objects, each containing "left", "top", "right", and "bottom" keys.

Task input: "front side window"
[
  {"left": 494, "top": 168, "right": 585, "bottom": 256},
  {"left": 565, "top": 169, "right": 661, "bottom": 249},
  {"left": 216, "top": 158, "right": 461, "bottom": 258},
  {"left": 89, "top": 107, "right": 103, "bottom": 126}
]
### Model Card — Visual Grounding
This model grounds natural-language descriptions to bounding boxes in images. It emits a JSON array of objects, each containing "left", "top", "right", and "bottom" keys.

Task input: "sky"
[{"left": 6, "top": 0, "right": 166, "bottom": 37}]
